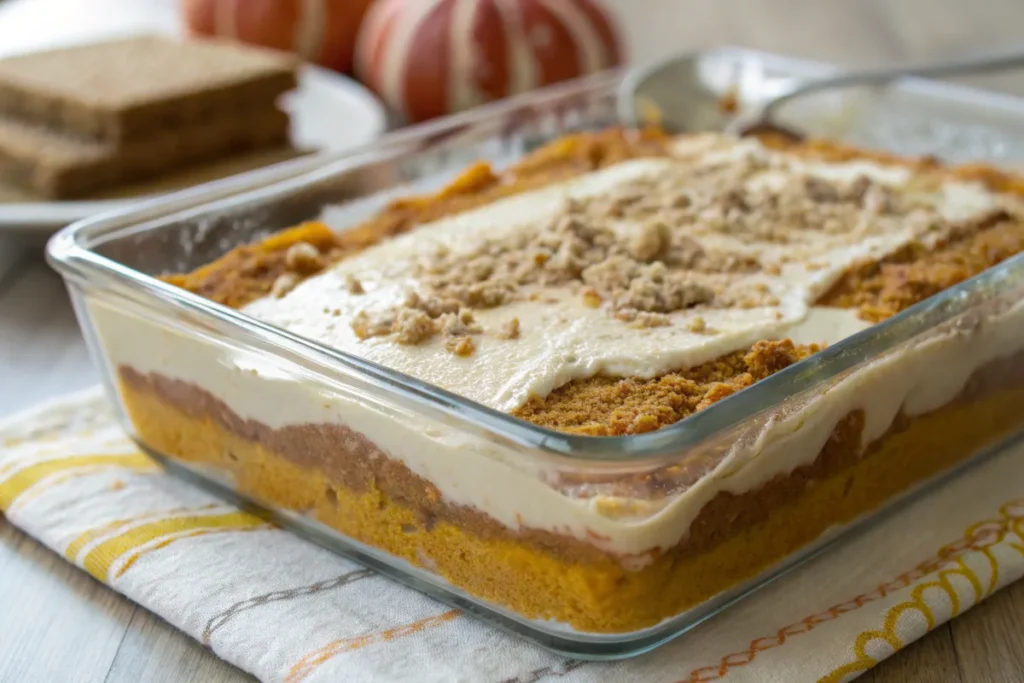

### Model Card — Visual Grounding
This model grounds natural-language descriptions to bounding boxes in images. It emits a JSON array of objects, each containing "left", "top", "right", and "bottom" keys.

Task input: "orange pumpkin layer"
[{"left": 118, "top": 351, "right": 1024, "bottom": 633}]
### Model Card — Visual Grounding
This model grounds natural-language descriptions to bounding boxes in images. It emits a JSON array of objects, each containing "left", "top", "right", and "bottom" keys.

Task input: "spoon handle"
[{"left": 764, "top": 48, "right": 1024, "bottom": 116}]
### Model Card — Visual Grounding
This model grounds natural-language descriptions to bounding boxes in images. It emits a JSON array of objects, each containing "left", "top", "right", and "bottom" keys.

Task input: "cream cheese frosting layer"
[
  {"left": 243, "top": 135, "right": 1005, "bottom": 413},
  {"left": 89, "top": 133, "right": 1024, "bottom": 560}
]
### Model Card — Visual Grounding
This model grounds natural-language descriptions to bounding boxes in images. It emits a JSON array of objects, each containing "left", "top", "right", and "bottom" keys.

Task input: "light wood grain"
[
  {"left": 103, "top": 609, "right": 253, "bottom": 683},
  {"left": 948, "top": 579, "right": 1024, "bottom": 682},
  {"left": 2, "top": 0, "right": 1024, "bottom": 681},
  {"left": 862, "top": 625, "right": 964, "bottom": 683},
  {"left": 0, "top": 518, "right": 133, "bottom": 683}
]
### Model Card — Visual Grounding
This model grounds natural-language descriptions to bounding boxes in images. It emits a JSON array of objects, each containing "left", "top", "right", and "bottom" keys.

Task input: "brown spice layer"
[{"left": 118, "top": 347, "right": 1024, "bottom": 631}]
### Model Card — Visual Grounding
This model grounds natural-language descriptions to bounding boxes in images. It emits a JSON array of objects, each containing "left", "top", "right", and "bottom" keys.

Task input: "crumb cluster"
[
  {"left": 267, "top": 240, "right": 333, "bottom": 299},
  {"left": 351, "top": 301, "right": 489, "bottom": 356},
  {"left": 348, "top": 148, "right": 948, "bottom": 345}
]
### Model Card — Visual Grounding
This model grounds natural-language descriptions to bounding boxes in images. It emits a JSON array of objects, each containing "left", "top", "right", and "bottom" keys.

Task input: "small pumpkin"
[
  {"left": 182, "top": 0, "right": 376, "bottom": 74},
  {"left": 355, "top": 0, "right": 623, "bottom": 122}
]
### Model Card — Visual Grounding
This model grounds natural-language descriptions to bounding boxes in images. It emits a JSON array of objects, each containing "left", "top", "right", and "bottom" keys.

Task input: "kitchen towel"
[{"left": 2, "top": 387, "right": 1023, "bottom": 683}]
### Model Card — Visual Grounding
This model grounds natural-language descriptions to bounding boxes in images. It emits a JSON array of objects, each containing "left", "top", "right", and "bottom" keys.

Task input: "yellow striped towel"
[{"left": 2, "top": 387, "right": 1023, "bottom": 683}]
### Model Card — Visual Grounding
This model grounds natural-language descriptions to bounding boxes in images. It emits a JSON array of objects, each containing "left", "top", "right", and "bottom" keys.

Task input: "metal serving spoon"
[
  {"left": 620, "top": 48, "right": 1024, "bottom": 137},
  {"left": 725, "top": 48, "right": 1024, "bottom": 136}
]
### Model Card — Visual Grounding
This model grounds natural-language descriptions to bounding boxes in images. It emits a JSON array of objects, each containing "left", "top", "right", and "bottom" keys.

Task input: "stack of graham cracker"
[{"left": 0, "top": 35, "right": 299, "bottom": 199}]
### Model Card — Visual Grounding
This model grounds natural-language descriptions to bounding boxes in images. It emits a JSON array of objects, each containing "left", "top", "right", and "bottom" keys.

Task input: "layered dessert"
[{"left": 96, "top": 128, "right": 1024, "bottom": 633}]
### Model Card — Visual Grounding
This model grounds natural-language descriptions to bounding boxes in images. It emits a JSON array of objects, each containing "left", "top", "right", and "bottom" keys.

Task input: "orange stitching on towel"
[
  {"left": 679, "top": 497, "right": 1024, "bottom": 682},
  {"left": 0, "top": 452, "right": 152, "bottom": 510},
  {"left": 285, "top": 609, "right": 462, "bottom": 683}
]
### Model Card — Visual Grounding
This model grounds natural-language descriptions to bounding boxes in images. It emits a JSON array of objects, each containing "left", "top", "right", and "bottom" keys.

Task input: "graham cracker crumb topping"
[
  {"left": 161, "top": 130, "right": 1024, "bottom": 435},
  {"left": 344, "top": 274, "right": 365, "bottom": 295},
  {"left": 686, "top": 316, "right": 708, "bottom": 333},
  {"left": 270, "top": 272, "right": 299, "bottom": 298},
  {"left": 284, "top": 241, "right": 324, "bottom": 274},
  {"left": 497, "top": 317, "right": 521, "bottom": 340},
  {"left": 345, "top": 142, "right": 998, "bottom": 351},
  {"left": 446, "top": 336, "right": 476, "bottom": 357},
  {"left": 392, "top": 309, "right": 436, "bottom": 345}
]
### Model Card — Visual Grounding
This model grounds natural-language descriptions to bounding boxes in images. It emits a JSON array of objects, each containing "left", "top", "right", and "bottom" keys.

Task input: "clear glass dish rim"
[{"left": 45, "top": 48, "right": 1024, "bottom": 463}]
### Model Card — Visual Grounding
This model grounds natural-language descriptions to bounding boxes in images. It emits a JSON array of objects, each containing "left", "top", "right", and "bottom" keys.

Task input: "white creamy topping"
[{"left": 244, "top": 137, "right": 1002, "bottom": 412}]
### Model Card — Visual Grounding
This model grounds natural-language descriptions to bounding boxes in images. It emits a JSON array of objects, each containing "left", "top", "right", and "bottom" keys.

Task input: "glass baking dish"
[{"left": 46, "top": 48, "right": 1024, "bottom": 659}]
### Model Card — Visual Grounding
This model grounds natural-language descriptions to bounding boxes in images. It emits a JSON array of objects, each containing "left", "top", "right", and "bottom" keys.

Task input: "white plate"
[{"left": 0, "top": 65, "right": 388, "bottom": 235}]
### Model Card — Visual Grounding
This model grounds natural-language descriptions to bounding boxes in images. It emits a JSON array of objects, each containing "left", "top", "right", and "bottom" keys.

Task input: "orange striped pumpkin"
[
  {"left": 183, "top": 0, "right": 376, "bottom": 74},
  {"left": 354, "top": 0, "right": 623, "bottom": 122}
]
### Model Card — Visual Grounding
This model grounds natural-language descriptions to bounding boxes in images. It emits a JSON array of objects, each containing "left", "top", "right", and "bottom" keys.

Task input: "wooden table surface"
[{"left": 2, "top": 0, "right": 1024, "bottom": 681}]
